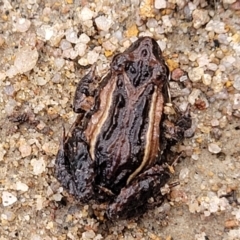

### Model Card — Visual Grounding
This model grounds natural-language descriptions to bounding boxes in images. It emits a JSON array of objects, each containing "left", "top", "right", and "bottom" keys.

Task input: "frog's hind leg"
[
  {"left": 55, "top": 127, "right": 95, "bottom": 202},
  {"left": 106, "top": 165, "right": 170, "bottom": 220}
]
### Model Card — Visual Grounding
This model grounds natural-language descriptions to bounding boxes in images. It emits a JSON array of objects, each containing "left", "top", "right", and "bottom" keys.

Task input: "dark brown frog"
[{"left": 55, "top": 37, "right": 191, "bottom": 220}]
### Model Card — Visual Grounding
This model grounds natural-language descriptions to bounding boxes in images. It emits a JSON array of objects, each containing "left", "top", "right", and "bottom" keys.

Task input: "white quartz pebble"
[
  {"left": 208, "top": 143, "right": 221, "bottom": 154},
  {"left": 2, "top": 191, "right": 17, "bottom": 206},
  {"left": 14, "top": 46, "right": 38, "bottom": 74}
]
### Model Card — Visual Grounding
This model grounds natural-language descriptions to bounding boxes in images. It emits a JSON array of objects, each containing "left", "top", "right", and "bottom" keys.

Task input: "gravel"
[{"left": 0, "top": 0, "right": 240, "bottom": 239}]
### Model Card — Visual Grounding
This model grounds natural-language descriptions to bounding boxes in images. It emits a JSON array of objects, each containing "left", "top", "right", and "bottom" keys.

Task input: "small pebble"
[
  {"left": 166, "top": 59, "right": 179, "bottom": 71},
  {"left": 179, "top": 167, "right": 189, "bottom": 180},
  {"left": 78, "top": 58, "right": 88, "bottom": 66},
  {"left": 60, "top": 39, "right": 72, "bottom": 50},
  {"left": 87, "top": 51, "right": 100, "bottom": 65},
  {"left": 208, "top": 143, "right": 222, "bottom": 154},
  {"left": 79, "top": 7, "right": 94, "bottom": 21},
  {"left": 205, "top": 20, "right": 227, "bottom": 34},
  {"left": 146, "top": 18, "right": 158, "bottom": 29},
  {"left": 126, "top": 24, "right": 139, "bottom": 38},
  {"left": 36, "top": 25, "right": 54, "bottom": 41},
  {"left": 192, "top": 9, "right": 210, "bottom": 29},
  {"left": 139, "top": 0, "right": 155, "bottom": 18},
  {"left": 79, "top": 33, "right": 90, "bottom": 44},
  {"left": 154, "top": 0, "right": 167, "bottom": 9},
  {"left": 0, "top": 144, "right": 6, "bottom": 161},
  {"left": 188, "top": 52, "right": 198, "bottom": 62},
  {"left": 54, "top": 58, "right": 65, "bottom": 70},
  {"left": 188, "top": 199, "right": 199, "bottom": 213},
  {"left": 14, "top": 17, "right": 31, "bottom": 32},
  {"left": 223, "top": 0, "right": 237, "bottom": 4},
  {"left": 233, "top": 208, "right": 240, "bottom": 221},
  {"left": 195, "top": 232, "right": 207, "bottom": 240},
  {"left": 18, "top": 140, "right": 32, "bottom": 158},
  {"left": 188, "top": 88, "right": 202, "bottom": 105},
  {"left": 162, "top": 15, "right": 172, "bottom": 29},
  {"left": 224, "top": 219, "right": 239, "bottom": 228},
  {"left": 197, "top": 54, "right": 209, "bottom": 67},
  {"left": 62, "top": 48, "right": 78, "bottom": 59},
  {"left": 0, "top": 35, "right": 5, "bottom": 47},
  {"left": 65, "top": 28, "right": 79, "bottom": 44},
  {"left": 217, "top": 33, "right": 229, "bottom": 45},
  {"left": 207, "top": 63, "right": 218, "bottom": 71},
  {"left": 211, "top": 74, "right": 224, "bottom": 93},
  {"left": 31, "top": 234, "right": 42, "bottom": 240},
  {"left": 2, "top": 191, "right": 17, "bottom": 206},
  {"left": 42, "top": 141, "right": 58, "bottom": 155},
  {"left": 202, "top": 73, "right": 211, "bottom": 85},
  {"left": 95, "top": 16, "right": 112, "bottom": 31},
  {"left": 52, "top": 193, "right": 62, "bottom": 201},
  {"left": 75, "top": 42, "right": 87, "bottom": 57},
  {"left": 1, "top": 210, "right": 16, "bottom": 221},
  {"left": 210, "top": 119, "right": 219, "bottom": 127},
  {"left": 171, "top": 68, "right": 184, "bottom": 81},
  {"left": 36, "top": 196, "right": 44, "bottom": 210},
  {"left": 188, "top": 67, "right": 204, "bottom": 82},
  {"left": 31, "top": 158, "right": 46, "bottom": 175},
  {"left": 233, "top": 75, "right": 240, "bottom": 91},
  {"left": 36, "top": 76, "right": 47, "bottom": 86},
  {"left": 221, "top": 55, "right": 236, "bottom": 68},
  {"left": 233, "top": 93, "right": 240, "bottom": 110},
  {"left": 16, "top": 181, "right": 29, "bottom": 192},
  {"left": 14, "top": 46, "right": 39, "bottom": 74},
  {"left": 147, "top": 232, "right": 162, "bottom": 240},
  {"left": 102, "top": 40, "right": 117, "bottom": 52},
  {"left": 82, "top": 230, "right": 96, "bottom": 239},
  {"left": 231, "top": 0, "right": 240, "bottom": 10},
  {"left": 157, "top": 40, "right": 166, "bottom": 51}
]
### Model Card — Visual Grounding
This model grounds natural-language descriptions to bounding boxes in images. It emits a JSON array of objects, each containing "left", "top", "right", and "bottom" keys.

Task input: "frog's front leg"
[
  {"left": 55, "top": 128, "right": 96, "bottom": 202},
  {"left": 163, "top": 105, "right": 192, "bottom": 144},
  {"left": 73, "top": 64, "right": 100, "bottom": 113},
  {"left": 106, "top": 165, "right": 170, "bottom": 220}
]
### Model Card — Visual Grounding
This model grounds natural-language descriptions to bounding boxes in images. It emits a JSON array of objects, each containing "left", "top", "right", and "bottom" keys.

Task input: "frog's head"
[{"left": 111, "top": 37, "right": 169, "bottom": 88}]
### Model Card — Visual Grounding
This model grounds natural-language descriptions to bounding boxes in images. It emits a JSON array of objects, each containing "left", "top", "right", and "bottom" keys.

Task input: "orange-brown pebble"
[
  {"left": 225, "top": 219, "right": 239, "bottom": 228},
  {"left": 105, "top": 50, "right": 113, "bottom": 57},
  {"left": 225, "top": 80, "right": 233, "bottom": 87},
  {"left": 126, "top": 24, "right": 139, "bottom": 38},
  {"left": 147, "top": 232, "right": 162, "bottom": 240},
  {"left": 1, "top": 14, "right": 8, "bottom": 21},
  {"left": 166, "top": 59, "right": 179, "bottom": 71},
  {"left": 139, "top": 0, "right": 154, "bottom": 18}
]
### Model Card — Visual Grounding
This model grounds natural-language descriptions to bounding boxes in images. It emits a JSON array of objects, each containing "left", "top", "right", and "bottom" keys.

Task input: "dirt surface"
[{"left": 0, "top": 1, "right": 240, "bottom": 239}]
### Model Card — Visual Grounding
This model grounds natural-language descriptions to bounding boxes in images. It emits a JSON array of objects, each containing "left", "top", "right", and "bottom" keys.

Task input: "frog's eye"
[
  {"left": 141, "top": 49, "right": 148, "bottom": 58},
  {"left": 140, "top": 45, "right": 151, "bottom": 59}
]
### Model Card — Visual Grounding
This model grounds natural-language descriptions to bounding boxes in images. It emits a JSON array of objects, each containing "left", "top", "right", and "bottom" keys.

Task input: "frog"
[{"left": 55, "top": 37, "right": 191, "bottom": 220}]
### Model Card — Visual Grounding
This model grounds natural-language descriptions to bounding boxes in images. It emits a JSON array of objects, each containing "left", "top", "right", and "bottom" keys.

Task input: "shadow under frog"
[{"left": 55, "top": 37, "right": 191, "bottom": 220}]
